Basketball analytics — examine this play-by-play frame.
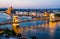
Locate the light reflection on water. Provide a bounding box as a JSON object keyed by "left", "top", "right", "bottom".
{"left": 0, "top": 17, "right": 60, "bottom": 39}
{"left": 18, "top": 21, "right": 60, "bottom": 39}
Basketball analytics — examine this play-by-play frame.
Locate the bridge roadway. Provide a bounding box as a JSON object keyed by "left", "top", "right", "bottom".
{"left": 0, "top": 17, "right": 49, "bottom": 25}
{"left": 0, "top": 17, "right": 60, "bottom": 25}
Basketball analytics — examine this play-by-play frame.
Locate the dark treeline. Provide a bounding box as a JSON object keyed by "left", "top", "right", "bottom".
{"left": 55, "top": 14, "right": 60, "bottom": 17}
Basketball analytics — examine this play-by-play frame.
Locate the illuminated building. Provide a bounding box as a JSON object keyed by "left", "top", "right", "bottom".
{"left": 31, "top": 12, "right": 37, "bottom": 16}
{"left": 43, "top": 12, "right": 49, "bottom": 17}
{"left": 6, "top": 6, "right": 13, "bottom": 15}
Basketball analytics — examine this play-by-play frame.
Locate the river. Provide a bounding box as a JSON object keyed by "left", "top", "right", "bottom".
{"left": 0, "top": 14, "right": 60, "bottom": 39}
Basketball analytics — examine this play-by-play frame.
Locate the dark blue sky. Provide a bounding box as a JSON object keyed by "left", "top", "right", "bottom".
{"left": 0, "top": 0, "right": 60, "bottom": 9}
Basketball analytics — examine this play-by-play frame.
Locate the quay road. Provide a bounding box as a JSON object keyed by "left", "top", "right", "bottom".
{"left": 11, "top": 13, "right": 42, "bottom": 18}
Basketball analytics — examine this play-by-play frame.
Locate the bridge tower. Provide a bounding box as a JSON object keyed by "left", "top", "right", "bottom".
{"left": 49, "top": 13, "right": 55, "bottom": 21}
{"left": 12, "top": 15, "right": 19, "bottom": 35}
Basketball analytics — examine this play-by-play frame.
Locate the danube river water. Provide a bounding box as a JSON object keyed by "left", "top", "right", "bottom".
{"left": 0, "top": 14, "right": 60, "bottom": 39}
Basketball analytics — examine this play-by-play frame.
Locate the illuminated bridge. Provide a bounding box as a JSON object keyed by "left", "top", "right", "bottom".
{"left": 0, "top": 17, "right": 60, "bottom": 25}
{"left": 0, "top": 17, "right": 49, "bottom": 25}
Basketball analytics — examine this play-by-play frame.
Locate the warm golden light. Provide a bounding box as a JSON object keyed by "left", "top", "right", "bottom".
{"left": 43, "top": 12, "right": 49, "bottom": 17}
{"left": 12, "top": 15, "right": 19, "bottom": 35}
{"left": 49, "top": 22, "right": 56, "bottom": 36}
{"left": 50, "top": 13, "right": 55, "bottom": 21}
{"left": 6, "top": 6, "right": 13, "bottom": 15}
{"left": 0, "top": 30, "right": 4, "bottom": 33}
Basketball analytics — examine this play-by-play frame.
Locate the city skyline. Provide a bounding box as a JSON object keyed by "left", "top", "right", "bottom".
{"left": 0, "top": 0, "right": 60, "bottom": 9}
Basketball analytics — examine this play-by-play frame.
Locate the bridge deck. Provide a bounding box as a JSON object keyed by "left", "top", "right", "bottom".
{"left": 0, "top": 17, "right": 49, "bottom": 25}
{"left": 0, "top": 17, "right": 60, "bottom": 25}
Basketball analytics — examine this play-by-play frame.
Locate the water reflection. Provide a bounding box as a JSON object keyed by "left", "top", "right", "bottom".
{"left": 17, "top": 20, "right": 59, "bottom": 39}
{"left": 0, "top": 19, "right": 60, "bottom": 39}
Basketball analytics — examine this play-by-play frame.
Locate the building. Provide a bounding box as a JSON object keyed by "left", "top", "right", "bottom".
{"left": 31, "top": 12, "right": 37, "bottom": 16}
{"left": 16, "top": 11, "right": 24, "bottom": 15}
{"left": 6, "top": 6, "right": 13, "bottom": 15}
{"left": 43, "top": 12, "right": 49, "bottom": 17}
{"left": 23, "top": 12, "right": 29, "bottom": 15}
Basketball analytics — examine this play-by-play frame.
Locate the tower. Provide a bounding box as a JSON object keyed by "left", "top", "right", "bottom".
{"left": 49, "top": 13, "right": 55, "bottom": 21}
{"left": 12, "top": 15, "right": 19, "bottom": 35}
